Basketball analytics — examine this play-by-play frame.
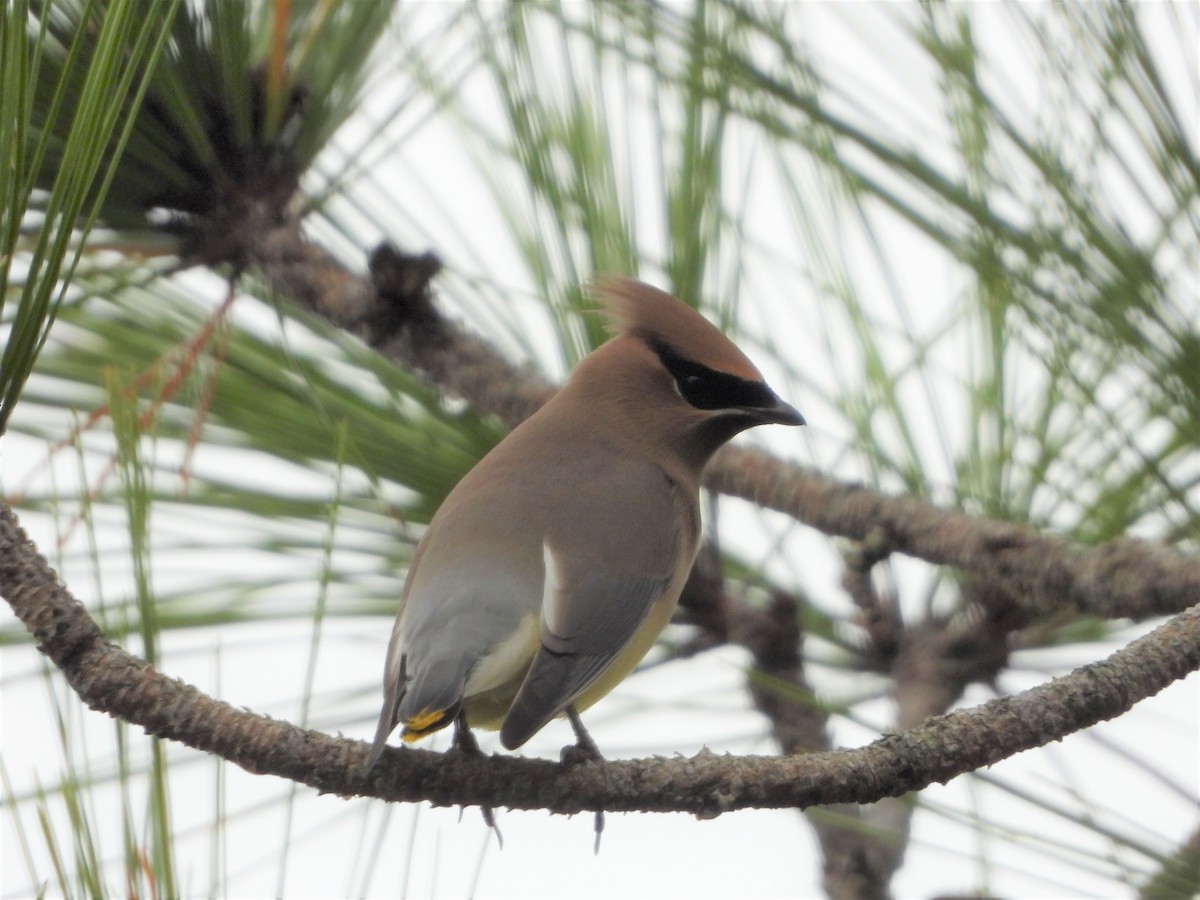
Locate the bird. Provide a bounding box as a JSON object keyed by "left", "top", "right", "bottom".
{"left": 368, "top": 276, "right": 804, "bottom": 768}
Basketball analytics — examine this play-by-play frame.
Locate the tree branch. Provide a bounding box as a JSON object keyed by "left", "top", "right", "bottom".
{"left": 731, "top": 587, "right": 893, "bottom": 900}
{"left": 708, "top": 449, "right": 1197, "bottom": 622}
{"left": 4, "top": 502, "right": 1197, "bottom": 817}
{"left": 245, "top": 235, "right": 1200, "bottom": 625}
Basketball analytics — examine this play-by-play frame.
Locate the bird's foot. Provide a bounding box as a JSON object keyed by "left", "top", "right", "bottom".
{"left": 451, "top": 712, "right": 503, "bottom": 848}
{"left": 561, "top": 707, "right": 605, "bottom": 853}
{"left": 451, "top": 716, "right": 483, "bottom": 756}
{"left": 561, "top": 706, "right": 604, "bottom": 765}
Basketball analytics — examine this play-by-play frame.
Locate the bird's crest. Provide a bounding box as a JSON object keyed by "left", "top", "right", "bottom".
{"left": 592, "top": 276, "right": 764, "bottom": 382}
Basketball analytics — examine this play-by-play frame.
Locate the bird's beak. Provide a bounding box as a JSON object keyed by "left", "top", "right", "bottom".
{"left": 752, "top": 393, "right": 806, "bottom": 427}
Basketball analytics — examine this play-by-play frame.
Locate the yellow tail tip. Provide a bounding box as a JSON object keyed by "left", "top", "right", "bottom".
{"left": 401, "top": 707, "right": 449, "bottom": 741}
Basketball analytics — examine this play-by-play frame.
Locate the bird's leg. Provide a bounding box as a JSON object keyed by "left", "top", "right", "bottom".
{"left": 451, "top": 710, "right": 503, "bottom": 848}
{"left": 451, "top": 709, "right": 482, "bottom": 755}
{"left": 562, "top": 706, "right": 605, "bottom": 853}
{"left": 562, "top": 705, "right": 603, "bottom": 763}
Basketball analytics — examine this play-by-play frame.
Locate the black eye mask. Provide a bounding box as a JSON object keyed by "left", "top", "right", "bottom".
{"left": 651, "top": 340, "right": 776, "bottom": 412}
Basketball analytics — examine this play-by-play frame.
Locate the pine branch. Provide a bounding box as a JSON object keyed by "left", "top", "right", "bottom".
{"left": 3, "top": 502, "right": 1197, "bottom": 816}
{"left": 246, "top": 232, "right": 1200, "bottom": 625}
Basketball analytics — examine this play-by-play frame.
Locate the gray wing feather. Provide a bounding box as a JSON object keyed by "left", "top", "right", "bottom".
{"left": 497, "top": 649, "right": 610, "bottom": 751}
{"left": 499, "top": 456, "right": 685, "bottom": 751}
{"left": 367, "top": 655, "right": 405, "bottom": 770}
{"left": 499, "top": 567, "right": 667, "bottom": 750}
{"left": 541, "top": 565, "right": 668, "bottom": 654}
{"left": 369, "top": 553, "right": 540, "bottom": 768}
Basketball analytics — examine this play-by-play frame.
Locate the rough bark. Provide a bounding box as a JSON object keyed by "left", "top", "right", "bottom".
{"left": 244, "top": 235, "right": 1199, "bottom": 626}
{"left": 4, "top": 502, "right": 1197, "bottom": 817}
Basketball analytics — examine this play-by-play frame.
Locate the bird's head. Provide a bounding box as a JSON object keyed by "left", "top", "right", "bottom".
{"left": 564, "top": 277, "right": 804, "bottom": 471}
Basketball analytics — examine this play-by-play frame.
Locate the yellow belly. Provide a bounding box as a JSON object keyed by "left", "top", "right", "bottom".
{"left": 566, "top": 592, "right": 678, "bottom": 716}
{"left": 462, "top": 613, "right": 540, "bottom": 729}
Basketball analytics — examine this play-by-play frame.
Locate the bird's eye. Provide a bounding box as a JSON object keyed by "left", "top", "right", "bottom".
{"left": 652, "top": 340, "right": 777, "bottom": 412}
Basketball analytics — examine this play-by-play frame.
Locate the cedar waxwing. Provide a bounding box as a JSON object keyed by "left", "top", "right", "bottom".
{"left": 368, "top": 277, "right": 803, "bottom": 767}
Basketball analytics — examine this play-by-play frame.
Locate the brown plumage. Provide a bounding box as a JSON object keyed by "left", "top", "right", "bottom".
{"left": 369, "top": 277, "right": 803, "bottom": 766}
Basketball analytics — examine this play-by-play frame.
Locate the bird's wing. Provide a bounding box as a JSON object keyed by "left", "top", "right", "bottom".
{"left": 367, "top": 646, "right": 407, "bottom": 770}
{"left": 369, "top": 545, "right": 540, "bottom": 766}
{"left": 499, "top": 460, "right": 692, "bottom": 750}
